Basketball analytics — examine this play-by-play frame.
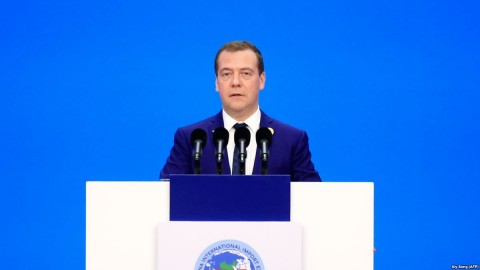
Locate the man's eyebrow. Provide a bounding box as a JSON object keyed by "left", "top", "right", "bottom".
{"left": 219, "top": 67, "right": 255, "bottom": 72}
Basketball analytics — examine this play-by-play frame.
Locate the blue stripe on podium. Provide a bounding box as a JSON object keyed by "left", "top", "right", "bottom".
{"left": 169, "top": 174, "right": 290, "bottom": 221}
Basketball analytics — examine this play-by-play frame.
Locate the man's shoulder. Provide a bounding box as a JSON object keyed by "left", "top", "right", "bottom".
{"left": 261, "top": 111, "right": 305, "bottom": 135}
{"left": 177, "top": 112, "right": 222, "bottom": 132}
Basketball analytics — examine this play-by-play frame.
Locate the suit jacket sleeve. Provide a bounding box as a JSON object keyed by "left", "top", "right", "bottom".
{"left": 291, "top": 130, "right": 321, "bottom": 182}
{"left": 160, "top": 128, "right": 193, "bottom": 179}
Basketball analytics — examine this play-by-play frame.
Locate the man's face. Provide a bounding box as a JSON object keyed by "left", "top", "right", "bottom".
{"left": 215, "top": 49, "right": 266, "bottom": 121}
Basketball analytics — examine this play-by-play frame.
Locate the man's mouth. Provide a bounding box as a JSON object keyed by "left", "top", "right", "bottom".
{"left": 230, "top": 93, "right": 243, "bottom": 97}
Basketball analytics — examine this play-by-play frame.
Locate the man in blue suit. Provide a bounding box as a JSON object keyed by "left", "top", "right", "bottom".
{"left": 160, "top": 41, "right": 321, "bottom": 182}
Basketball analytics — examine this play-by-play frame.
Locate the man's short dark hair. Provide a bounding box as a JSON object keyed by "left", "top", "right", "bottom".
{"left": 214, "top": 41, "right": 264, "bottom": 76}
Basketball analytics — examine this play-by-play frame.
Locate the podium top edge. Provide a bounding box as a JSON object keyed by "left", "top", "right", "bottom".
{"left": 85, "top": 180, "right": 374, "bottom": 184}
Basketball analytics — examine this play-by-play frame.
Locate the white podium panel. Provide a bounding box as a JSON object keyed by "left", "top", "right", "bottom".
{"left": 86, "top": 182, "right": 373, "bottom": 270}
{"left": 157, "top": 222, "right": 302, "bottom": 269}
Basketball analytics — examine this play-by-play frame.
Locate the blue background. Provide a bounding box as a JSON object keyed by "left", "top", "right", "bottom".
{"left": 1, "top": 0, "right": 479, "bottom": 269}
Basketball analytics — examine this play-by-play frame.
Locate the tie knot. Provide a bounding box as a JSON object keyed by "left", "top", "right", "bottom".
{"left": 233, "top": 123, "right": 248, "bottom": 130}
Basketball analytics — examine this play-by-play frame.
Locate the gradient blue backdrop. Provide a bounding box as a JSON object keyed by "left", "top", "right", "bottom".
{"left": 1, "top": 0, "right": 479, "bottom": 269}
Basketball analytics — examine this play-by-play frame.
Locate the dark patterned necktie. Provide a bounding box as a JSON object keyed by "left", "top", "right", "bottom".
{"left": 232, "top": 123, "right": 248, "bottom": 174}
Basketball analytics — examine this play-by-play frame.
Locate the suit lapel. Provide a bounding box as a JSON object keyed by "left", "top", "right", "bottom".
{"left": 253, "top": 111, "right": 274, "bottom": 174}
{"left": 208, "top": 111, "right": 231, "bottom": 174}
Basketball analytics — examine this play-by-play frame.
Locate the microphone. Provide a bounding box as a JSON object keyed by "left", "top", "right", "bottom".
{"left": 234, "top": 126, "right": 251, "bottom": 175}
{"left": 213, "top": 127, "right": 229, "bottom": 174}
{"left": 190, "top": 128, "right": 207, "bottom": 160}
{"left": 256, "top": 127, "right": 273, "bottom": 162}
{"left": 190, "top": 128, "right": 207, "bottom": 174}
{"left": 256, "top": 127, "right": 273, "bottom": 175}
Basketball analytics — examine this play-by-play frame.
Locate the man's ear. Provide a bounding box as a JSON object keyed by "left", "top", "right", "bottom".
{"left": 215, "top": 79, "right": 219, "bottom": 92}
{"left": 259, "top": 72, "right": 266, "bottom": 90}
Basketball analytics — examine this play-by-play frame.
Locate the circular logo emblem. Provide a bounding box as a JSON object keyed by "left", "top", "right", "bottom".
{"left": 194, "top": 239, "right": 265, "bottom": 270}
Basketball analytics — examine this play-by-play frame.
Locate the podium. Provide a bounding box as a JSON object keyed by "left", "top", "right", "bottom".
{"left": 86, "top": 179, "right": 373, "bottom": 270}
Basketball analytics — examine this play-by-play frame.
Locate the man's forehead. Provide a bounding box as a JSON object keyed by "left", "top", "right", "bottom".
{"left": 217, "top": 49, "right": 258, "bottom": 68}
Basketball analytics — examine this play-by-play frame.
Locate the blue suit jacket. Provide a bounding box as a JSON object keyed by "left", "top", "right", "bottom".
{"left": 160, "top": 111, "right": 321, "bottom": 181}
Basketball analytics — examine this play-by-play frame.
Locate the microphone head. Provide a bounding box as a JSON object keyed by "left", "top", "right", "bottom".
{"left": 190, "top": 128, "right": 207, "bottom": 148}
{"left": 256, "top": 127, "right": 273, "bottom": 147}
{"left": 213, "top": 127, "right": 229, "bottom": 145}
{"left": 234, "top": 127, "right": 251, "bottom": 147}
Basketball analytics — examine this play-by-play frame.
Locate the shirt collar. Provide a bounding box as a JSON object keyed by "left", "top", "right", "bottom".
{"left": 223, "top": 107, "right": 261, "bottom": 131}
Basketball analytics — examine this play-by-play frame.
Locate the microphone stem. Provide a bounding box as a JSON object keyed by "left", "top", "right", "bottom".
{"left": 194, "top": 160, "right": 201, "bottom": 174}
{"left": 262, "top": 161, "right": 268, "bottom": 175}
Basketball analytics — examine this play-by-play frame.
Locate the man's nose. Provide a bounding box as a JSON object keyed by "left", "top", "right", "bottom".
{"left": 231, "top": 73, "right": 241, "bottom": 87}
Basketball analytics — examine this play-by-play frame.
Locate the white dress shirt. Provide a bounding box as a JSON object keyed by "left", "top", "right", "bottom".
{"left": 222, "top": 107, "right": 261, "bottom": 175}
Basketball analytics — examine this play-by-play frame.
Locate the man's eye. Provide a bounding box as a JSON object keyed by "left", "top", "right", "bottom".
{"left": 241, "top": 71, "right": 253, "bottom": 79}
{"left": 222, "top": 72, "right": 231, "bottom": 77}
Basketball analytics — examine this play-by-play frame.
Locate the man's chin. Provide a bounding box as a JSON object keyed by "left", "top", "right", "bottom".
{"left": 224, "top": 105, "right": 258, "bottom": 120}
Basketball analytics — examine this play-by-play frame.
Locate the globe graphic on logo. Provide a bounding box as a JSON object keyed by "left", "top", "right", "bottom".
{"left": 195, "top": 240, "right": 264, "bottom": 270}
{"left": 204, "top": 249, "right": 254, "bottom": 270}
